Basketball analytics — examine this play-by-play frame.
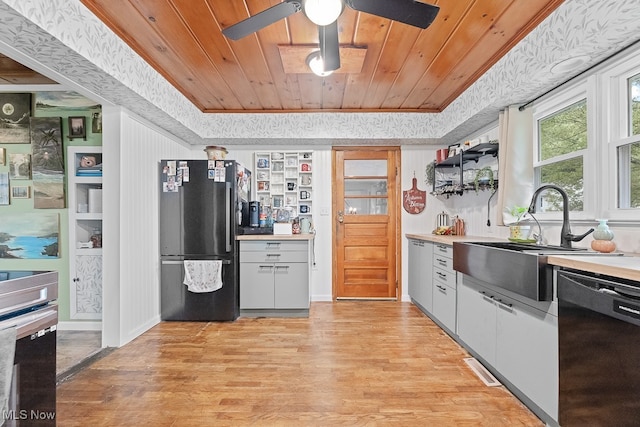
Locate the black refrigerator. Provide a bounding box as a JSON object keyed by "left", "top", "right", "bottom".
{"left": 159, "top": 159, "right": 251, "bottom": 321}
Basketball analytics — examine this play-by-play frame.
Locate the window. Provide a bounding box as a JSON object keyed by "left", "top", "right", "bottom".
{"left": 534, "top": 95, "right": 588, "bottom": 213}
{"left": 616, "top": 73, "right": 640, "bottom": 209}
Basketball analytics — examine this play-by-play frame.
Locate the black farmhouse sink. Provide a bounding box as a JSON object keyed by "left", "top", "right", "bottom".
{"left": 453, "top": 241, "right": 586, "bottom": 301}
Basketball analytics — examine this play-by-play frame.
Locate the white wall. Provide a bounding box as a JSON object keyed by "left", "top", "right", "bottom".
{"left": 103, "top": 106, "right": 192, "bottom": 347}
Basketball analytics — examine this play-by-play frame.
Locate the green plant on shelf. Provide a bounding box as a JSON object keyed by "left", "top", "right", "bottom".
{"left": 473, "top": 166, "right": 495, "bottom": 194}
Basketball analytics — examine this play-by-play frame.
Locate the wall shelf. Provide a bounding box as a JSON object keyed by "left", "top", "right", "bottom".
{"left": 432, "top": 143, "right": 498, "bottom": 197}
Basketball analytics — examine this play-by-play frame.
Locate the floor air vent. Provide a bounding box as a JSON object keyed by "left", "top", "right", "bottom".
{"left": 464, "top": 357, "right": 501, "bottom": 387}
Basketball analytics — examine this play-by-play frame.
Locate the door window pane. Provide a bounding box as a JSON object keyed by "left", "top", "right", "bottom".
{"left": 345, "top": 179, "right": 387, "bottom": 196}
{"left": 344, "top": 198, "right": 387, "bottom": 215}
{"left": 537, "top": 157, "right": 584, "bottom": 211}
{"left": 344, "top": 160, "right": 386, "bottom": 176}
{"left": 538, "top": 99, "right": 587, "bottom": 161}
{"left": 618, "top": 141, "right": 640, "bottom": 208}
{"left": 629, "top": 73, "right": 640, "bottom": 136}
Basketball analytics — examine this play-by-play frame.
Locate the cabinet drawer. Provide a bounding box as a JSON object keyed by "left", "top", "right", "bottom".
{"left": 433, "top": 253, "right": 453, "bottom": 271}
{"left": 240, "top": 240, "right": 308, "bottom": 253}
{"left": 240, "top": 251, "right": 308, "bottom": 263}
{"left": 432, "top": 282, "right": 457, "bottom": 332}
{"left": 433, "top": 243, "right": 453, "bottom": 258}
{"left": 433, "top": 266, "right": 456, "bottom": 288}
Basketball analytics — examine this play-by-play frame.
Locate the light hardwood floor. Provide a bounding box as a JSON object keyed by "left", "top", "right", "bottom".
{"left": 56, "top": 302, "right": 544, "bottom": 426}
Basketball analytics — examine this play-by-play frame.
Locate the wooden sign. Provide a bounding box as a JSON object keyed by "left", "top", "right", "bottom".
{"left": 403, "top": 177, "right": 426, "bottom": 214}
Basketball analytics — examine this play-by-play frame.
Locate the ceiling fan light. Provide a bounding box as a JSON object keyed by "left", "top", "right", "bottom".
{"left": 304, "top": 0, "right": 342, "bottom": 26}
{"left": 307, "top": 51, "right": 334, "bottom": 77}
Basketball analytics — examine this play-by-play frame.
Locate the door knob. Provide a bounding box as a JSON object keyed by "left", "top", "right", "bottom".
{"left": 337, "top": 210, "right": 344, "bottom": 223}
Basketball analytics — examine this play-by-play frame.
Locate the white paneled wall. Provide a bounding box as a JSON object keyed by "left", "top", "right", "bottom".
{"left": 103, "top": 106, "right": 192, "bottom": 347}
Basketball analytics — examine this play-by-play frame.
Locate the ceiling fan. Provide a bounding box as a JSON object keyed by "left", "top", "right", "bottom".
{"left": 222, "top": 0, "right": 440, "bottom": 74}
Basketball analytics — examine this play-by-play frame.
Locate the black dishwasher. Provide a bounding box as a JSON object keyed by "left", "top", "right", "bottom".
{"left": 557, "top": 268, "right": 640, "bottom": 427}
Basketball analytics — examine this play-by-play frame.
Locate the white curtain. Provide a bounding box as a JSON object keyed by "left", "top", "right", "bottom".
{"left": 496, "top": 105, "right": 534, "bottom": 225}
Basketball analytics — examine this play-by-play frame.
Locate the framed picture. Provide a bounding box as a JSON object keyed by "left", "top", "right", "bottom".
{"left": 91, "top": 112, "right": 102, "bottom": 133}
{"left": 68, "top": 116, "right": 86, "bottom": 140}
{"left": 9, "top": 153, "right": 31, "bottom": 180}
{"left": 0, "top": 93, "right": 31, "bottom": 144}
{"left": 447, "top": 143, "right": 461, "bottom": 157}
{"left": 0, "top": 173, "right": 8, "bottom": 205}
{"left": 0, "top": 148, "right": 4, "bottom": 166}
{"left": 11, "top": 186, "right": 30, "bottom": 199}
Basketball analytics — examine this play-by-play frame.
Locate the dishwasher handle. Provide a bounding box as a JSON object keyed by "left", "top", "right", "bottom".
{"left": 558, "top": 270, "right": 640, "bottom": 327}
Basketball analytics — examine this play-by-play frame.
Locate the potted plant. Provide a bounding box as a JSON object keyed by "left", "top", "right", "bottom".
{"left": 507, "top": 206, "right": 532, "bottom": 241}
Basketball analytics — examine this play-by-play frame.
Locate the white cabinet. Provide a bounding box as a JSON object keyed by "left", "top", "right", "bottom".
{"left": 457, "top": 278, "right": 497, "bottom": 364}
{"left": 240, "top": 239, "right": 310, "bottom": 315}
{"left": 67, "top": 146, "right": 102, "bottom": 320}
{"left": 431, "top": 243, "right": 457, "bottom": 333}
{"left": 496, "top": 294, "right": 558, "bottom": 419}
{"left": 407, "top": 239, "right": 433, "bottom": 312}
{"left": 254, "top": 151, "right": 313, "bottom": 220}
{"left": 457, "top": 276, "right": 558, "bottom": 419}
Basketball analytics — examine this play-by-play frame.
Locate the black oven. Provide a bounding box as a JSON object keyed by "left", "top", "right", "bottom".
{"left": 0, "top": 271, "right": 58, "bottom": 427}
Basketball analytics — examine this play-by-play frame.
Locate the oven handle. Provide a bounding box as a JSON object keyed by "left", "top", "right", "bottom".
{"left": 0, "top": 305, "right": 58, "bottom": 340}
{"left": 0, "top": 287, "right": 50, "bottom": 318}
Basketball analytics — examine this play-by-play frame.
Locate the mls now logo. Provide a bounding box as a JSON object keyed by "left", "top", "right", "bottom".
{"left": 3, "top": 409, "right": 56, "bottom": 421}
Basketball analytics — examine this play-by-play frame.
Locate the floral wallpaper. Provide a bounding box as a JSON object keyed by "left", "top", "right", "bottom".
{"left": 1, "top": 0, "right": 640, "bottom": 145}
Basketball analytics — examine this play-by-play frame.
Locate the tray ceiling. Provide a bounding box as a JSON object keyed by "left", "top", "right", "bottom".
{"left": 77, "top": 0, "right": 565, "bottom": 114}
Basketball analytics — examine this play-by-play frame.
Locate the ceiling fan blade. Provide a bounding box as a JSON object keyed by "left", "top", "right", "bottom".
{"left": 222, "top": 0, "right": 302, "bottom": 40}
{"left": 344, "top": 0, "right": 439, "bottom": 29}
{"left": 319, "top": 21, "right": 340, "bottom": 72}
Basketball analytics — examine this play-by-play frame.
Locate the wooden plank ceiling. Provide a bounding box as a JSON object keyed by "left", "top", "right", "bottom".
{"left": 3, "top": 1, "right": 565, "bottom": 113}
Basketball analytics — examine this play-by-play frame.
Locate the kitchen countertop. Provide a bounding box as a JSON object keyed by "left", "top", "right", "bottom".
{"left": 406, "top": 233, "right": 640, "bottom": 282}
{"left": 405, "top": 233, "right": 503, "bottom": 245}
{"left": 548, "top": 254, "right": 640, "bottom": 282}
{"left": 237, "top": 234, "right": 315, "bottom": 241}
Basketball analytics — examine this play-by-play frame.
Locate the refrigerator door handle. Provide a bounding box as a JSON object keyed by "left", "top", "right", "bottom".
{"left": 162, "top": 259, "right": 232, "bottom": 265}
{"left": 226, "top": 182, "right": 232, "bottom": 253}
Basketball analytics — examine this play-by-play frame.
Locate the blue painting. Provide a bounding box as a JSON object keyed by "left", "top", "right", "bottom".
{"left": 0, "top": 213, "right": 59, "bottom": 258}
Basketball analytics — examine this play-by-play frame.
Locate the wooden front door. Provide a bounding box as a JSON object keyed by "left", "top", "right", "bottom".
{"left": 332, "top": 147, "right": 400, "bottom": 299}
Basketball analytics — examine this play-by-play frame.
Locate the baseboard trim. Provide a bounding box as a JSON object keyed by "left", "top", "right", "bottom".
{"left": 57, "top": 321, "right": 102, "bottom": 331}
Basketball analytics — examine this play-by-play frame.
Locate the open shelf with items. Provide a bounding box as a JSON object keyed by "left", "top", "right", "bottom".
{"left": 254, "top": 151, "right": 313, "bottom": 220}
{"left": 67, "top": 146, "right": 103, "bottom": 321}
{"left": 432, "top": 142, "right": 498, "bottom": 197}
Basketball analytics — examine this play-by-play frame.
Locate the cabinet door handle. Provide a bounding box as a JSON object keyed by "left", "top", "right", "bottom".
{"left": 259, "top": 265, "right": 274, "bottom": 270}
{"left": 480, "top": 291, "right": 495, "bottom": 303}
{"left": 436, "top": 284, "right": 447, "bottom": 292}
{"left": 274, "top": 265, "right": 289, "bottom": 270}
{"left": 266, "top": 253, "right": 281, "bottom": 257}
{"left": 266, "top": 242, "right": 281, "bottom": 248}
{"left": 436, "top": 271, "right": 447, "bottom": 280}
{"left": 436, "top": 258, "right": 447, "bottom": 266}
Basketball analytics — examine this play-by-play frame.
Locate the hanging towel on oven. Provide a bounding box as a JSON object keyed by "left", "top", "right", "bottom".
{"left": 0, "top": 327, "right": 16, "bottom": 420}
{"left": 183, "top": 260, "right": 223, "bottom": 293}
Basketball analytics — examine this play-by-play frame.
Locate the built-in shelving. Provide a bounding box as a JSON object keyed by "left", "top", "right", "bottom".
{"left": 254, "top": 151, "right": 313, "bottom": 220}
{"left": 67, "top": 146, "right": 103, "bottom": 321}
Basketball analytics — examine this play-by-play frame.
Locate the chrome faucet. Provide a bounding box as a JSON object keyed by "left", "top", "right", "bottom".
{"left": 527, "top": 184, "right": 594, "bottom": 248}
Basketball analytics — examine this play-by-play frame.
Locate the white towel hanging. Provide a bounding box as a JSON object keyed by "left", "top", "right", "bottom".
{"left": 183, "top": 260, "right": 223, "bottom": 293}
